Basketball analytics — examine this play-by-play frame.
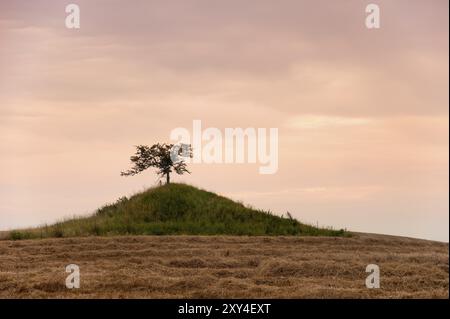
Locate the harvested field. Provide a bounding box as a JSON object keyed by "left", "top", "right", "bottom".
{"left": 0, "top": 233, "right": 448, "bottom": 298}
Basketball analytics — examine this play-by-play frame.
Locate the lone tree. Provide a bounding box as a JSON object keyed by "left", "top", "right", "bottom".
{"left": 121, "top": 143, "right": 193, "bottom": 184}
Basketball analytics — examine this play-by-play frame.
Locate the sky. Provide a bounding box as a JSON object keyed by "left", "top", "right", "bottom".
{"left": 0, "top": 0, "right": 448, "bottom": 241}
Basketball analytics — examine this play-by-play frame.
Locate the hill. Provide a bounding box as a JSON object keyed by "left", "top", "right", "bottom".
{"left": 5, "top": 183, "right": 346, "bottom": 240}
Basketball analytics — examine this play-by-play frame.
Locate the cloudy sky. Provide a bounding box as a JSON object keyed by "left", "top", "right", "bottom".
{"left": 0, "top": 0, "right": 448, "bottom": 241}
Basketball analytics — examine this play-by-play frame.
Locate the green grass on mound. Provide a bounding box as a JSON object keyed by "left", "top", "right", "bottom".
{"left": 6, "top": 183, "right": 347, "bottom": 239}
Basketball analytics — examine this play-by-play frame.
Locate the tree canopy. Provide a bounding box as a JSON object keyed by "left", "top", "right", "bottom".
{"left": 121, "top": 143, "right": 193, "bottom": 184}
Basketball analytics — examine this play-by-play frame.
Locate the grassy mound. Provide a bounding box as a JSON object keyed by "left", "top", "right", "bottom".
{"left": 6, "top": 183, "right": 347, "bottom": 239}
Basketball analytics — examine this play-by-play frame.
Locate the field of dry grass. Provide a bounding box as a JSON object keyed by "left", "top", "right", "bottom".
{"left": 0, "top": 233, "right": 448, "bottom": 298}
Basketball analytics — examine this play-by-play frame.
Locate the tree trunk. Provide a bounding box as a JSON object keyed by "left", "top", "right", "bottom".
{"left": 166, "top": 172, "right": 170, "bottom": 184}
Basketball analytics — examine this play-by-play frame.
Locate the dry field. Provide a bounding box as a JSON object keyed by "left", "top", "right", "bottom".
{"left": 0, "top": 233, "right": 448, "bottom": 298}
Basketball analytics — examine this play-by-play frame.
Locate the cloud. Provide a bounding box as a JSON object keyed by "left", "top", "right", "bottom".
{"left": 0, "top": 0, "right": 448, "bottom": 241}
{"left": 285, "top": 115, "right": 372, "bottom": 129}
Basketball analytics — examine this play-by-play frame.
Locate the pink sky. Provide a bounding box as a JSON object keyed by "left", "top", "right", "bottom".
{"left": 0, "top": 0, "right": 448, "bottom": 241}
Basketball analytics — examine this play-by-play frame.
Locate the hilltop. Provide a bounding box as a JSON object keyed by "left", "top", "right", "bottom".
{"left": 4, "top": 183, "right": 346, "bottom": 240}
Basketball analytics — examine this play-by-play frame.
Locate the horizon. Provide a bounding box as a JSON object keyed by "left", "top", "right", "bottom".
{"left": 0, "top": 0, "right": 448, "bottom": 242}
{"left": 1, "top": 182, "right": 448, "bottom": 243}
